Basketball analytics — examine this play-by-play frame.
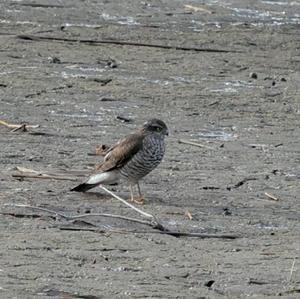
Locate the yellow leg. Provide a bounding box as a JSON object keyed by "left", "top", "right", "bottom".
{"left": 129, "top": 183, "right": 144, "bottom": 204}
{"left": 129, "top": 184, "right": 134, "bottom": 202}
{"left": 134, "top": 182, "right": 144, "bottom": 205}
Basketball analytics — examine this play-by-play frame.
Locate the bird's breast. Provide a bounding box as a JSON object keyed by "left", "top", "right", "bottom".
{"left": 120, "top": 135, "right": 165, "bottom": 182}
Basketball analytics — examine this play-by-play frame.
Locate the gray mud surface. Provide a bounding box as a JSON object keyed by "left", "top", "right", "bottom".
{"left": 0, "top": 0, "right": 300, "bottom": 298}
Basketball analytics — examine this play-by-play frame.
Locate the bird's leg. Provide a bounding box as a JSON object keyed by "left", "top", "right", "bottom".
{"left": 134, "top": 182, "right": 145, "bottom": 205}
{"left": 129, "top": 183, "right": 144, "bottom": 204}
{"left": 129, "top": 184, "right": 135, "bottom": 202}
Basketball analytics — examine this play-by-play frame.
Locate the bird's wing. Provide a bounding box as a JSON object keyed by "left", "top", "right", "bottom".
{"left": 96, "top": 132, "right": 144, "bottom": 172}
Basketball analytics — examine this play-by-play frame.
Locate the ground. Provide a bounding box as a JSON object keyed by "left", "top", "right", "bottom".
{"left": 0, "top": 0, "right": 299, "bottom": 298}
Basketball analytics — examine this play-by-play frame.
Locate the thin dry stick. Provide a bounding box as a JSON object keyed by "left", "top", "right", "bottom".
{"left": 264, "top": 192, "right": 279, "bottom": 201}
{"left": 15, "top": 166, "right": 87, "bottom": 177}
{"left": 178, "top": 139, "right": 214, "bottom": 150}
{"left": 289, "top": 258, "right": 296, "bottom": 282}
{"left": 17, "top": 34, "right": 240, "bottom": 53}
{"left": 16, "top": 166, "right": 40, "bottom": 174}
{"left": 12, "top": 173, "right": 78, "bottom": 181}
{"left": 184, "top": 4, "right": 213, "bottom": 14}
{"left": 11, "top": 168, "right": 161, "bottom": 227}
{"left": 10, "top": 168, "right": 238, "bottom": 237}
{"left": 0, "top": 120, "right": 39, "bottom": 129}
{"left": 4, "top": 203, "right": 69, "bottom": 218}
{"left": 99, "top": 185, "right": 155, "bottom": 220}
{"left": 3, "top": 204, "right": 239, "bottom": 238}
{"left": 11, "top": 124, "right": 27, "bottom": 132}
{"left": 57, "top": 225, "right": 238, "bottom": 238}
{"left": 3, "top": 203, "right": 153, "bottom": 227}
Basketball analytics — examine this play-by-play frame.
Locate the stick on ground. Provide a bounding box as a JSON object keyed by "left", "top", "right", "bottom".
{"left": 2, "top": 203, "right": 239, "bottom": 239}
{"left": 178, "top": 139, "right": 214, "bottom": 150}
{"left": 10, "top": 167, "right": 239, "bottom": 238}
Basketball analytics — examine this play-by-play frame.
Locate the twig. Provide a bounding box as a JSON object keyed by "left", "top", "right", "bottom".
{"left": 99, "top": 185, "right": 156, "bottom": 220}
{"left": 184, "top": 4, "right": 213, "bottom": 14}
{"left": 178, "top": 139, "right": 214, "bottom": 150}
{"left": 228, "top": 177, "right": 257, "bottom": 190}
{"left": 58, "top": 225, "right": 238, "bottom": 238}
{"left": 2, "top": 203, "right": 154, "bottom": 227}
{"left": 289, "top": 258, "right": 296, "bottom": 282}
{"left": 15, "top": 166, "right": 87, "bottom": 177}
{"left": 3, "top": 203, "right": 70, "bottom": 219}
{"left": 11, "top": 124, "right": 27, "bottom": 132}
{"left": 248, "top": 278, "right": 268, "bottom": 285}
{"left": 9, "top": 168, "right": 239, "bottom": 238}
{"left": 12, "top": 173, "right": 78, "bottom": 181}
{"left": 264, "top": 192, "right": 279, "bottom": 201}
{"left": 2, "top": 204, "right": 239, "bottom": 239}
{"left": 16, "top": 166, "right": 40, "bottom": 174}
{"left": 0, "top": 120, "right": 39, "bottom": 129}
{"left": 11, "top": 167, "right": 164, "bottom": 229}
{"left": 17, "top": 34, "right": 241, "bottom": 53}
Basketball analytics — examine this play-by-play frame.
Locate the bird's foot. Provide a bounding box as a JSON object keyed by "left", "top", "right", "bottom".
{"left": 130, "top": 197, "right": 145, "bottom": 205}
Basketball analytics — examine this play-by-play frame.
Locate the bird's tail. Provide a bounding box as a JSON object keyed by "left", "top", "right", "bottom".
{"left": 71, "top": 182, "right": 99, "bottom": 192}
{"left": 70, "top": 171, "right": 118, "bottom": 192}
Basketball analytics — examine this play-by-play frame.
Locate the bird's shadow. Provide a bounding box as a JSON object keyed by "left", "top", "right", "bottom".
{"left": 76, "top": 191, "right": 110, "bottom": 201}
{"left": 74, "top": 190, "right": 164, "bottom": 204}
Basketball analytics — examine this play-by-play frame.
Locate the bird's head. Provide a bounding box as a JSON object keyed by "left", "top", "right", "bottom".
{"left": 142, "top": 119, "right": 169, "bottom": 136}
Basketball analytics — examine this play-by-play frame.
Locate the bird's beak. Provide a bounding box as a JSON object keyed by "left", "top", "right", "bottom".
{"left": 165, "top": 129, "right": 169, "bottom": 136}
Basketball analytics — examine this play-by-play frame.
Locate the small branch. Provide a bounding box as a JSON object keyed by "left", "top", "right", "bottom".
{"left": 3, "top": 204, "right": 70, "bottom": 219}
{"left": 12, "top": 173, "right": 78, "bottom": 181}
{"left": 289, "top": 258, "right": 296, "bottom": 282}
{"left": 15, "top": 166, "right": 87, "bottom": 177}
{"left": 17, "top": 34, "right": 241, "bottom": 53}
{"left": 3, "top": 204, "right": 239, "bottom": 239}
{"left": 58, "top": 225, "right": 238, "bottom": 238}
{"left": 0, "top": 120, "right": 39, "bottom": 129}
{"left": 11, "top": 124, "right": 27, "bottom": 132}
{"left": 66, "top": 212, "right": 152, "bottom": 227}
{"left": 8, "top": 167, "right": 239, "bottom": 238}
{"left": 99, "top": 185, "right": 157, "bottom": 221}
{"left": 2, "top": 203, "right": 155, "bottom": 227}
{"left": 227, "top": 177, "right": 257, "bottom": 190}
{"left": 248, "top": 278, "right": 268, "bottom": 285}
{"left": 178, "top": 139, "right": 214, "bottom": 150}
{"left": 264, "top": 192, "right": 279, "bottom": 201}
{"left": 11, "top": 167, "right": 165, "bottom": 229}
{"left": 184, "top": 4, "right": 213, "bottom": 14}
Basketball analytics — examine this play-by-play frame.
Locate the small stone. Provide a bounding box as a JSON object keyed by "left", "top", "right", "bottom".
{"left": 223, "top": 207, "right": 232, "bottom": 216}
{"left": 250, "top": 72, "right": 258, "bottom": 79}
{"left": 204, "top": 280, "right": 215, "bottom": 287}
{"left": 48, "top": 56, "right": 61, "bottom": 64}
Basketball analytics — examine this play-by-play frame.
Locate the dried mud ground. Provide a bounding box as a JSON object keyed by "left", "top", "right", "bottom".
{"left": 0, "top": 0, "right": 300, "bottom": 298}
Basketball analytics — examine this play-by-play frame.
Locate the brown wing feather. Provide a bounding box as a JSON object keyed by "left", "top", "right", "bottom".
{"left": 96, "top": 132, "right": 144, "bottom": 172}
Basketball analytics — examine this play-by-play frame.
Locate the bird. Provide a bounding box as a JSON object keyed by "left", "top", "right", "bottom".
{"left": 71, "top": 118, "right": 169, "bottom": 203}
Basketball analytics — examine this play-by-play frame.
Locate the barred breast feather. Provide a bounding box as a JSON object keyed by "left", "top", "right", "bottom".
{"left": 120, "top": 134, "right": 165, "bottom": 183}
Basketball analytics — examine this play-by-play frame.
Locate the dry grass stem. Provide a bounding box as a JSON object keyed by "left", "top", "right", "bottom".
{"left": 289, "top": 258, "right": 296, "bottom": 282}
{"left": 12, "top": 173, "right": 78, "bottom": 181}
{"left": 184, "top": 4, "right": 213, "bottom": 14}
{"left": 264, "top": 192, "right": 279, "bottom": 201}
{"left": 178, "top": 139, "right": 214, "bottom": 150}
{"left": 0, "top": 120, "right": 39, "bottom": 129}
{"left": 2, "top": 203, "right": 153, "bottom": 227}
{"left": 99, "top": 185, "right": 155, "bottom": 220}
